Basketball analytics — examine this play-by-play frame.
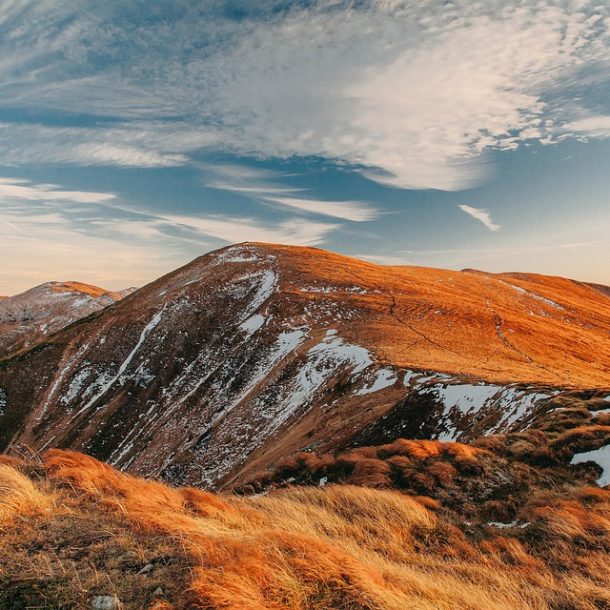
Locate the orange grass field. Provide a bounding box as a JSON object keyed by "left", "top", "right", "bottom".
{"left": 1, "top": 446, "right": 609, "bottom": 610}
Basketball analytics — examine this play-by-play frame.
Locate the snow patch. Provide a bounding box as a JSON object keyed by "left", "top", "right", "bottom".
{"left": 239, "top": 314, "right": 266, "bottom": 337}
{"left": 356, "top": 368, "right": 397, "bottom": 395}
{"left": 493, "top": 390, "right": 549, "bottom": 431}
{"left": 224, "top": 254, "right": 261, "bottom": 263}
{"left": 571, "top": 444, "right": 610, "bottom": 486}
{"left": 417, "top": 381, "right": 551, "bottom": 442}
{"left": 487, "top": 521, "right": 530, "bottom": 529}
{"left": 301, "top": 285, "right": 367, "bottom": 294}
{"left": 403, "top": 370, "right": 418, "bottom": 386}
{"left": 74, "top": 307, "right": 165, "bottom": 415}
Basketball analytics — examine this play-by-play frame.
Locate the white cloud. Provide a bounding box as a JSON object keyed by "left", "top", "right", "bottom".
{"left": 262, "top": 196, "right": 378, "bottom": 222}
{"left": 458, "top": 205, "right": 501, "bottom": 232}
{"left": 563, "top": 115, "right": 610, "bottom": 138}
{"left": 162, "top": 213, "right": 337, "bottom": 246}
{"left": 0, "top": 2, "right": 608, "bottom": 188}
{"left": 0, "top": 177, "right": 115, "bottom": 203}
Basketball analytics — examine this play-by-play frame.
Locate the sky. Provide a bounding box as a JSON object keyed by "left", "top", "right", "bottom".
{"left": 1, "top": 0, "right": 609, "bottom": 294}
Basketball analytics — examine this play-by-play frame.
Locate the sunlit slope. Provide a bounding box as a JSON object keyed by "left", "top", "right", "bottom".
{"left": 0, "top": 448, "right": 609, "bottom": 610}
{"left": 269, "top": 243, "right": 610, "bottom": 386}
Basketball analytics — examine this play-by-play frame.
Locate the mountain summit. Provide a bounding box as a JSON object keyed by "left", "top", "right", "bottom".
{"left": 0, "top": 243, "right": 608, "bottom": 488}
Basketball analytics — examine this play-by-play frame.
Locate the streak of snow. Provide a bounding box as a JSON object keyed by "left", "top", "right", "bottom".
{"left": 74, "top": 306, "right": 165, "bottom": 415}
{"left": 61, "top": 367, "right": 92, "bottom": 405}
{"left": 242, "top": 269, "right": 277, "bottom": 314}
{"left": 210, "top": 329, "right": 306, "bottom": 427}
{"left": 571, "top": 444, "right": 610, "bottom": 486}
{"left": 501, "top": 280, "right": 564, "bottom": 310}
{"left": 356, "top": 368, "right": 397, "bottom": 395}
{"left": 239, "top": 314, "right": 266, "bottom": 337}
{"left": 38, "top": 342, "right": 91, "bottom": 420}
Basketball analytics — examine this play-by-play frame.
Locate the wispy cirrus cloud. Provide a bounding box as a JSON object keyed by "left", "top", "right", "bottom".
{"left": 0, "top": 122, "right": 215, "bottom": 168}
{"left": 0, "top": 173, "right": 340, "bottom": 292}
{"left": 204, "top": 162, "right": 379, "bottom": 222}
{"left": 457, "top": 205, "right": 501, "bottom": 232}
{"left": 0, "top": 177, "right": 115, "bottom": 203}
{"left": 0, "top": 1, "right": 608, "bottom": 189}
{"left": 262, "top": 196, "right": 377, "bottom": 222}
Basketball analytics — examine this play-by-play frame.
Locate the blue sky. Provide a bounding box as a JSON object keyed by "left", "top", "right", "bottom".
{"left": 1, "top": 0, "right": 609, "bottom": 293}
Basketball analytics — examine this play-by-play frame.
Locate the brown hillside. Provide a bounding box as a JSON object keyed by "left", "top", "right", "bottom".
{"left": 0, "top": 446, "right": 608, "bottom": 610}
{"left": 0, "top": 243, "right": 607, "bottom": 490}
{"left": 264, "top": 243, "right": 609, "bottom": 386}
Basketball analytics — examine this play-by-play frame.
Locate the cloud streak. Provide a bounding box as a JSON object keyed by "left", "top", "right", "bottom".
{"left": 262, "top": 196, "right": 377, "bottom": 222}
{"left": 458, "top": 205, "right": 501, "bottom": 232}
{"left": 204, "top": 162, "right": 379, "bottom": 222}
{"left": 0, "top": 177, "right": 115, "bottom": 203}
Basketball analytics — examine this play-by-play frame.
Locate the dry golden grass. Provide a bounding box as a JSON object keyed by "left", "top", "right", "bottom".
{"left": 0, "top": 463, "right": 53, "bottom": 524}
{"left": 1, "top": 448, "right": 609, "bottom": 610}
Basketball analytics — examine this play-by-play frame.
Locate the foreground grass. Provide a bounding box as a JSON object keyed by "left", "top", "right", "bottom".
{"left": 0, "top": 445, "right": 609, "bottom": 610}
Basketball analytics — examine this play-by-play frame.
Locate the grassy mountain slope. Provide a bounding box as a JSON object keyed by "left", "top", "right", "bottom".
{"left": 1, "top": 416, "right": 608, "bottom": 610}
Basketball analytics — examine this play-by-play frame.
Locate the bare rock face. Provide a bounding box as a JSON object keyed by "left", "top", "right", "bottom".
{"left": 91, "top": 595, "right": 120, "bottom": 610}
{"left": 0, "top": 243, "right": 608, "bottom": 489}
{"left": 0, "top": 281, "right": 135, "bottom": 359}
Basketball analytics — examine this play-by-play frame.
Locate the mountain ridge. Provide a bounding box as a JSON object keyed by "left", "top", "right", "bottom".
{"left": 0, "top": 242, "right": 608, "bottom": 489}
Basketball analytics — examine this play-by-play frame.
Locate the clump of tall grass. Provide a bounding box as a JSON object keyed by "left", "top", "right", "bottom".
{"left": 1, "top": 443, "right": 609, "bottom": 609}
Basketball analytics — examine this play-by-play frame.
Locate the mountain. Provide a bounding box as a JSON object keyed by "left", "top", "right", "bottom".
{"left": 0, "top": 243, "right": 608, "bottom": 489}
{"left": 0, "top": 281, "right": 135, "bottom": 359}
